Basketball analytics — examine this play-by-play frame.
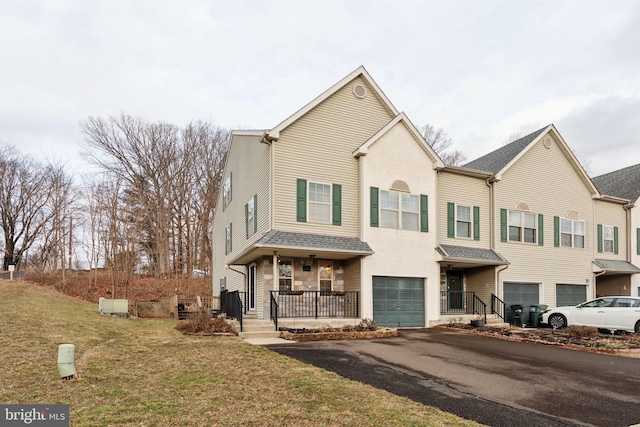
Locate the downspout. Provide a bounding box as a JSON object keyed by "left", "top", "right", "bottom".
{"left": 624, "top": 203, "right": 634, "bottom": 263}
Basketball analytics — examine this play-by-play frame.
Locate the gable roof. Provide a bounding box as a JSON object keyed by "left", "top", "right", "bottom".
{"left": 352, "top": 112, "right": 445, "bottom": 168}
{"left": 463, "top": 126, "right": 548, "bottom": 174}
{"left": 592, "top": 163, "right": 640, "bottom": 202}
{"left": 263, "top": 66, "right": 399, "bottom": 141}
{"left": 462, "top": 124, "right": 599, "bottom": 195}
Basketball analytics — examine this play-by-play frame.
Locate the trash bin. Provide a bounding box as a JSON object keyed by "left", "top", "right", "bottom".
{"left": 528, "top": 304, "right": 548, "bottom": 328}
{"left": 510, "top": 304, "right": 524, "bottom": 327}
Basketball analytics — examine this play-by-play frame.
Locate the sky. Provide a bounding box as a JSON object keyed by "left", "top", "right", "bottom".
{"left": 2, "top": 0, "right": 640, "bottom": 177}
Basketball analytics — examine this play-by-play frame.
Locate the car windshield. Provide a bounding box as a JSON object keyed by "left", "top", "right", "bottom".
{"left": 579, "top": 298, "right": 613, "bottom": 308}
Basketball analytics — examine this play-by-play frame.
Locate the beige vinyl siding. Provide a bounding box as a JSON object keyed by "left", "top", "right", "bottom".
{"left": 212, "top": 133, "right": 271, "bottom": 295}
{"left": 464, "top": 266, "right": 495, "bottom": 309}
{"left": 595, "top": 199, "right": 628, "bottom": 260}
{"left": 343, "top": 257, "right": 361, "bottom": 292}
{"left": 437, "top": 171, "right": 491, "bottom": 247}
{"left": 494, "top": 134, "right": 595, "bottom": 303}
{"left": 273, "top": 76, "right": 395, "bottom": 237}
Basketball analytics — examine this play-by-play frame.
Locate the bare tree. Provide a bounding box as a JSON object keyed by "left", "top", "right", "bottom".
{"left": 0, "top": 145, "right": 56, "bottom": 271}
{"left": 420, "top": 124, "right": 466, "bottom": 166}
{"left": 80, "top": 115, "right": 230, "bottom": 279}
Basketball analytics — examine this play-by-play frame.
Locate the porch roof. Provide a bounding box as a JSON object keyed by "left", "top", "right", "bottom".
{"left": 436, "top": 244, "right": 509, "bottom": 269}
{"left": 229, "top": 230, "right": 374, "bottom": 264}
{"left": 593, "top": 259, "right": 640, "bottom": 275}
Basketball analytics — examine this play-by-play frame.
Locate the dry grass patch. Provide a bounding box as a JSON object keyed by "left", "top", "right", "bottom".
{"left": 0, "top": 281, "right": 482, "bottom": 426}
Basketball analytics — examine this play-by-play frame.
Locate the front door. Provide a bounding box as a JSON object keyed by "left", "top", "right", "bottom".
{"left": 447, "top": 271, "right": 463, "bottom": 310}
{"left": 248, "top": 264, "right": 256, "bottom": 311}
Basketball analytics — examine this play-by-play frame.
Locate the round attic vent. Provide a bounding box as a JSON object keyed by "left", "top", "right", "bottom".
{"left": 543, "top": 137, "right": 553, "bottom": 149}
{"left": 353, "top": 84, "right": 367, "bottom": 99}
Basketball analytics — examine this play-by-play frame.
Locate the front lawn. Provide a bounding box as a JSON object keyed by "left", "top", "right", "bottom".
{"left": 0, "top": 281, "right": 481, "bottom": 426}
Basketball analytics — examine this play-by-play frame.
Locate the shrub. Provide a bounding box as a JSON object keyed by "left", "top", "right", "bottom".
{"left": 355, "top": 318, "right": 377, "bottom": 331}
{"left": 565, "top": 325, "right": 599, "bottom": 338}
{"left": 175, "top": 313, "right": 237, "bottom": 335}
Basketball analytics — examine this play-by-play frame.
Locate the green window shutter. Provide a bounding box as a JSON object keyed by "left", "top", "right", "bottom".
{"left": 554, "top": 216, "right": 560, "bottom": 247}
{"left": 332, "top": 184, "right": 342, "bottom": 226}
{"left": 229, "top": 223, "right": 232, "bottom": 252}
{"left": 597, "top": 224, "right": 603, "bottom": 253}
{"left": 538, "top": 214, "right": 544, "bottom": 246}
{"left": 500, "top": 209, "right": 507, "bottom": 242}
{"left": 637, "top": 228, "right": 640, "bottom": 256}
{"left": 614, "top": 226, "right": 619, "bottom": 254}
{"left": 245, "top": 203, "right": 249, "bottom": 238}
{"left": 370, "top": 187, "right": 379, "bottom": 227}
{"left": 420, "top": 195, "right": 428, "bottom": 232}
{"left": 253, "top": 195, "right": 258, "bottom": 232}
{"left": 296, "top": 179, "right": 307, "bottom": 222}
{"left": 473, "top": 206, "right": 480, "bottom": 241}
{"left": 447, "top": 203, "right": 455, "bottom": 238}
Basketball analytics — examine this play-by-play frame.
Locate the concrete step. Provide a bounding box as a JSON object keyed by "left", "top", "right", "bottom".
{"left": 238, "top": 330, "right": 282, "bottom": 339}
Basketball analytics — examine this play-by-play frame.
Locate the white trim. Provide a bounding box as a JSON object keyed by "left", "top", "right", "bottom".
{"left": 266, "top": 66, "right": 399, "bottom": 141}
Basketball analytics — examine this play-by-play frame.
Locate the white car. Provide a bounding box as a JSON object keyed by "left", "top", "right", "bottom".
{"left": 540, "top": 296, "right": 640, "bottom": 333}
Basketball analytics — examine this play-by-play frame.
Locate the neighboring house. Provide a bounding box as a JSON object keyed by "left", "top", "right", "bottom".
{"left": 456, "top": 125, "right": 638, "bottom": 320}
{"left": 592, "top": 164, "right": 640, "bottom": 297}
{"left": 212, "top": 67, "right": 444, "bottom": 328}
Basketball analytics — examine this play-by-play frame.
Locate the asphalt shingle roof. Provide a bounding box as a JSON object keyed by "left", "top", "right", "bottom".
{"left": 256, "top": 230, "right": 373, "bottom": 253}
{"left": 594, "top": 259, "right": 640, "bottom": 273}
{"left": 437, "top": 244, "right": 507, "bottom": 263}
{"left": 463, "top": 126, "right": 548, "bottom": 174}
{"left": 591, "top": 163, "right": 640, "bottom": 202}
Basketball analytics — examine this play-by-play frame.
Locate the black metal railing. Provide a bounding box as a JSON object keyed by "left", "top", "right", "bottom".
{"left": 441, "top": 291, "right": 486, "bottom": 321}
{"left": 269, "top": 290, "right": 359, "bottom": 320}
{"left": 270, "top": 293, "right": 279, "bottom": 331}
{"left": 491, "top": 294, "right": 505, "bottom": 320}
{"left": 220, "top": 290, "right": 244, "bottom": 332}
{"left": 473, "top": 294, "right": 487, "bottom": 323}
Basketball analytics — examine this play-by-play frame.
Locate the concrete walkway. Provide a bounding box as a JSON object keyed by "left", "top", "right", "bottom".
{"left": 243, "top": 337, "right": 293, "bottom": 345}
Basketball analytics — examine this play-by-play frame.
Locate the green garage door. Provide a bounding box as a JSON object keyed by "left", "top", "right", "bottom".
{"left": 504, "top": 282, "right": 540, "bottom": 324}
{"left": 556, "top": 284, "right": 587, "bottom": 307}
{"left": 373, "top": 276, "right": 424, "bottom": 327}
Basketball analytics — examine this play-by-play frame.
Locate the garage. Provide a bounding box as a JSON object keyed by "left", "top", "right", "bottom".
{"left": 372, "top": 276, "right": 424, "bottom": 327}
{"left": 556, "top": 284, "right": 587, "bottom": 307}
{"left": 503, "top": 282, "right": 540, "bottom": 324}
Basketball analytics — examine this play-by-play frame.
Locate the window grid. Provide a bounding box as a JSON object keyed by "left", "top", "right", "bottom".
{"left": 308, "top": 182, "right": 331, "bottom": 223}
{"left": 562, "top": 218, "right": 585, "bottom": 248}
{"left": 456, "top": 205, "right": 471, "bottom": 238}
{"left": 509, "top": 211, "right": 536, "bottom": 243}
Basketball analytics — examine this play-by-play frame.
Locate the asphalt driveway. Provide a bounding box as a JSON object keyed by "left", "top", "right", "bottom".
{"left": 267, "top": 328, "right": 640, "bottom": 427}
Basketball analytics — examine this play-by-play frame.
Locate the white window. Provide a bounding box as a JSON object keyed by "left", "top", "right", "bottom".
{"left": 308, "top": 182, "right": 331, "bottom": 223}
{"left": 246, "top": 196, "right": 256, "bottom": 237}
{"left": 225, "top": 224, "right": 232, "bottom": 254}
{"left": 603, "top": 225, "right": 614, "bottom": 253}
{"left": 561, "top": 218, "right": 585, "bottom": 248}
{"left": 456, "top": 205, "right": 471, "bottom": 238}
{"left": 380, "top": 190, "right": 419, "bottom": 230}
{"left": 509, "top": 211, "right": 536, "bottom": 243}
{"left": 223, "top": 175, "right": 232, "bottom": 209}
{"left": 318, "top": 261, "right": 333, "bottom": 295}
{"left": 278, "top": 259, "right": 292, "bottom": 292}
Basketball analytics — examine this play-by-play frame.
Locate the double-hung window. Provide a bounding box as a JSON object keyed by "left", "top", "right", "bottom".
{"left": 509, "top": 211, "right": 536, "bottom": 243}
{"left": 319, "top": 261, "right": 332, "bottom": 295}
{"left": 225, "top": 224, "right": 232, "bottom": 254}
{"left": 556, "top": 217, "right": 585, "bottom": 249}
{"left": 223, "top": 174, "right": 232, "bottom": 210}
{"left": 603, "top": 225, "right": 614, "bottom": 253}
{"left": 456, "top": 205, "right": 471, "bottom": 238}
{"left": 380, "top": 190, "right": 419, "bottom": 230}
{"left": 278, "top": 259, "right": 292, "bottom": 292}
{"left": 308, "top": 182, "right": 331, "bottom": 223}
{"left": 245, "top": 195, "right": 257, "bottom": 238}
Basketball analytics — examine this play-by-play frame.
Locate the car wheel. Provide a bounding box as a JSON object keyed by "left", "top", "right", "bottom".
{"left": 548, "top": 314, "right": 567, "bottom": 329}
{"left": 635, "top": 320, "right": 640, "bottom": 334}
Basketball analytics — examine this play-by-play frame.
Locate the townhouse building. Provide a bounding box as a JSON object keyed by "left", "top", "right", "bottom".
{"left": 212, "top": 66, "right": 640, "bottom": 328}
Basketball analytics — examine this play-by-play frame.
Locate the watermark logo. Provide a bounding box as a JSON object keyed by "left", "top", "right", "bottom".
{"left": 1, "top": 405, "right": 69, "bottom": 426}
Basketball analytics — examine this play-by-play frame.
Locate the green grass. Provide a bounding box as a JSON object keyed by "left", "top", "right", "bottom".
{"left": 0, "top": 281, "right": 482, "bottom": 426}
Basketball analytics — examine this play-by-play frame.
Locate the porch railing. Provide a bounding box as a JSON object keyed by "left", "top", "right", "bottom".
{"left": 220, "top": 290, "right": 244, "bottom": 332}
{"left": 269, "top": 290, "right": 359, "bottom": 320}
{"left": 491, "top": 294, "right": 505, "bottom": 321}
{"left": 440, "top": 291, "right": 487, "bottom": 322}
